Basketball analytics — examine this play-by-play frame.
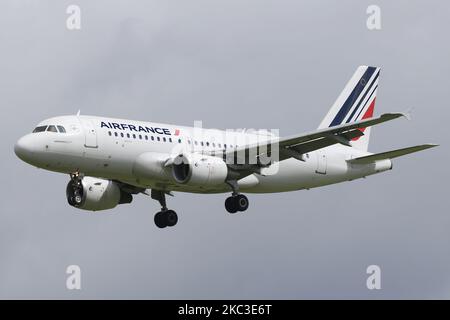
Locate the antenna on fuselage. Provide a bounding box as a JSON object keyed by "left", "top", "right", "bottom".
{"left": 76, "top": 110, "right": 81, "bottom": 116}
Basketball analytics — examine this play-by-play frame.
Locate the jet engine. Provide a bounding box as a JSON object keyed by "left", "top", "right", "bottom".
{"left": 66, "top": 176, "right": 132, "bottom": 211}
{"left": 172, "top": 153, "right": 228, "bottom": 186}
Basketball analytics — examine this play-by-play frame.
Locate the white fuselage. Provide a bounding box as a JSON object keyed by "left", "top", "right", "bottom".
{"left": 14, "top": 115, "right": 392, "bottom": 194}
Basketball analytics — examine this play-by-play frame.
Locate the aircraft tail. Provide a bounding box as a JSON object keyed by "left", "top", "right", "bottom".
{"left": 318, "top": 66, "right": 381, "bottom": 152}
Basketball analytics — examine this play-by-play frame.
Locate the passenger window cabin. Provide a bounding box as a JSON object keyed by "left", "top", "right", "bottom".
{"left": 104, "top": 128, "right": 243, "bottom": 153}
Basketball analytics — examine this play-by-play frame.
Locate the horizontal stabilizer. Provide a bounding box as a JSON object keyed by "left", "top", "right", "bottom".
{"left": 347, "top": 144, "right": 438, "bottom": 164}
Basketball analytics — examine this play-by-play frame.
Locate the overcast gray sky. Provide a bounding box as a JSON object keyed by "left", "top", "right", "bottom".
{"left": 0, "top": 0, "right": 449, "bottom": 299}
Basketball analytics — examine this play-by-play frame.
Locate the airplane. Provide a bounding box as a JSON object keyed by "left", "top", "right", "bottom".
{"left": 14, "top": 66, "right": 437, "bottom": 228}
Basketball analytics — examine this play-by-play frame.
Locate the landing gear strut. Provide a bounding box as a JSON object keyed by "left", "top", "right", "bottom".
{"left": 151, "top": 189, "right": 178, "bottom": 228}
{"left": 225, "top": 181, "right": 249, "bottom": 214}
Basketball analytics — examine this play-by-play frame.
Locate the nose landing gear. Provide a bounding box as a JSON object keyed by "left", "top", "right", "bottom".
{"left": 67, "top": 172, "right": 84, "bottom": 207}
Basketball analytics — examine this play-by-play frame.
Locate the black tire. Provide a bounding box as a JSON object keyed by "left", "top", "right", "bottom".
{"left": 225, "top": 197, "right": 238, "bottom": 214}
{"left": 68, "top": 196, "right": 76, "bottom": 206}
{"left": 166, "top": 210, "right": 178, "bottom": 227}
{"left": 236, "top": 194, "right": 249, "bottom": 212}
{"left": 154, "top": 212, "right": 167, "bottom": 228}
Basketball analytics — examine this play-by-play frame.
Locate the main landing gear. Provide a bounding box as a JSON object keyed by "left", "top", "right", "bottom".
{"left": 225, "top": 194, "right": 249, "bottom": 213}
{"left": 224, "top": 181, "right": 249, "bottom": 214}
{"left": 151, "top": 190, "right": 178, "bottom": 229}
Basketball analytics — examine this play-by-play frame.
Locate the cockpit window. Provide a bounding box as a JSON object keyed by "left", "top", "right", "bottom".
{"left": 32, "top": 126, "right": 47, "bottom": 133}
{"left": 47, "top": 125, "right": 58, "bottom": 133}
{"left": 57, "top": 126, "right": 66, "bottom": 133}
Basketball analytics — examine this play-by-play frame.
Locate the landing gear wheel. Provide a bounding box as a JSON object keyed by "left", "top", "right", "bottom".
{"left": 68, "top": 196, "right": 76, "bottom": 206}
{"left": 154, "top": 212, "right": 167, "bottom": 229}
{"left": 225, "top": 197, "right": 238, "bottom": 214}
{"left": 225, "top": 194, "right": 249, "bottom": 213}
{"left": 154, "top": 210, "right": 178, "bottom": 228}
{"left": 74, "top": 195, "right": 83, "bottom": 205}
{"left": 66, "top": 173, "right": 84, "bottom": 207}
{"left": 166, "top": 210, "right": 178, "bottom": 227}
{"left": 236, "top": 194, "right": 249, "bottom": 212}
{"left": 151, "top": 190, "right": 179, "bottom": 228}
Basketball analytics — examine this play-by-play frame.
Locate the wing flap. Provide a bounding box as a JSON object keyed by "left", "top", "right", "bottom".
{"left": 347, "top": 144, "right": 438, "bottom": 164}
{"left": 280, "top": 129, "right": 364, "bottom": 161}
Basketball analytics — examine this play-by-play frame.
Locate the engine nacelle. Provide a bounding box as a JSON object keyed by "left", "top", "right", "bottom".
{"left": 172, "top": 153, "right": 228, "bottom": 186}
{"left": 66, "top": 177, "right": 132, "bottom": 211}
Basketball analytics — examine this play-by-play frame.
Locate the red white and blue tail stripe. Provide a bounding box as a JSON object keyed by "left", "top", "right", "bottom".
{"left": 318, "top": 66, "right": 381, "bottom": 151}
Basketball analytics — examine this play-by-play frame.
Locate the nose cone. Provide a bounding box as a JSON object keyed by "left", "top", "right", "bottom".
{"left": 14, "top": 135, "right": 35, "bottom": 163}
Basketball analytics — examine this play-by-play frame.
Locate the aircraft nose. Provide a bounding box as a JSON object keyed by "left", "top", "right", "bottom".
{"left": 14, "top": 135, "right": 34, "bottom": 162}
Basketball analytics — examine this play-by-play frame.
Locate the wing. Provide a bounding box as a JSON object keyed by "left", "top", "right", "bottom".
{"left": 226, "top": 112, "right": 406, "bottom": 165}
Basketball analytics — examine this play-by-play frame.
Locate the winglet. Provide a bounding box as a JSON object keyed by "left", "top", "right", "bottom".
{"left": 381, "top": 111, "right": 412, "bottom": 121}
{"left": 402, "top": 107, "right": 414, "bottom": 121}
{"left": 379, "top": 112, "right": 407, "bottom": 121}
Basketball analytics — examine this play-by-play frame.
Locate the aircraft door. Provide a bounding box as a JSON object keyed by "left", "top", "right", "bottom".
{"left": 82, "top": 119, "right": 98, "bottom": 148}
{"left": 316, "top": 151, "right": 327, "bottom": 174}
